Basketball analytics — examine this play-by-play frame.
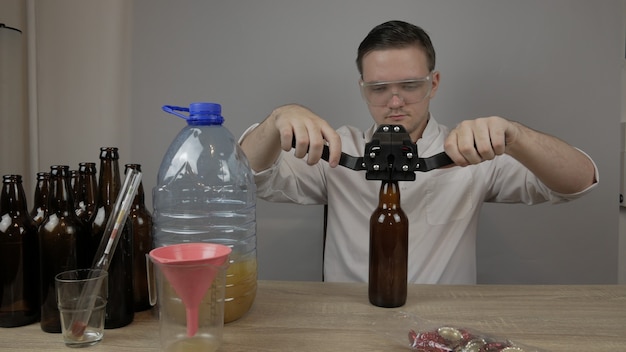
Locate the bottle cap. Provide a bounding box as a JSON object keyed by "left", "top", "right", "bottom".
{"left": 162, "top": 102, "right": 224, "bottom": 126}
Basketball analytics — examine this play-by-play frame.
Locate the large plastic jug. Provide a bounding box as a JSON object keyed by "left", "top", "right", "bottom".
{"left": 153, "top": 102, "right": 257, "bottom": 323}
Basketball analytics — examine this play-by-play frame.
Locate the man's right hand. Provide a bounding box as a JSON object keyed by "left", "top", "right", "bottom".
{"left": 240, "top": 104, "right": 342, "bottom": 172}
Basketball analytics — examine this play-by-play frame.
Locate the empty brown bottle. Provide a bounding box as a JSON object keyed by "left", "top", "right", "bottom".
{"left": 39, "top": 166, "right": 84, "bottom": 333}
{"left": 124, "top": 164, "right": 153, "bottom": 312}
{"left": 89, "top": 147, "right": 134, "bottom": 328}
{"left": 368, "top": 180, "right": 408, "bottom": 308}
{"left": 74, "top": 162, "right": 98, "bottom": 269}
{"left": 0, "top": 175, "right": 40, "bottom": 327}
{"left": 30, "top": 172, "right": 50, "bottom": 227}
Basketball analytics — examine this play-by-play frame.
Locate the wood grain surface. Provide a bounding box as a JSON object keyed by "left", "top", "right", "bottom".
{"left": 1, "top": 281, "right": 624, "bottom": 351}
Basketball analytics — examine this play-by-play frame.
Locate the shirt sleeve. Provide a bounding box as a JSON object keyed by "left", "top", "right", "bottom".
{"left": 547, "top": 147, "right": 599, "bottom": 200}
{"left": 482, "top": 148, "right": 599, "bottom": 204}
{"left": 238, "top": 123, "right": 328, "bottom": 205}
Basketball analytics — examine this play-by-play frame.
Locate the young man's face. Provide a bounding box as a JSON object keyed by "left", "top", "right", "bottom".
{"left": 360, "top": 46, "right": 440, "bottom": 142}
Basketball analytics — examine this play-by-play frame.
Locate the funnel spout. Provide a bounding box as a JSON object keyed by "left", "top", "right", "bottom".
{"left": 186, "top": 307, "right": 199, "bottom": 337}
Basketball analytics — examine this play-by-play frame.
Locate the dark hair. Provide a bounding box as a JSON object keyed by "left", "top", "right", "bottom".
{"left": 356, "top": 20, "right": 436, "bottom": 76}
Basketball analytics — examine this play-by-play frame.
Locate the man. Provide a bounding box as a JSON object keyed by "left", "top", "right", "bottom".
{"left": 239, "top": 20, "right": 597, "bottom": 284}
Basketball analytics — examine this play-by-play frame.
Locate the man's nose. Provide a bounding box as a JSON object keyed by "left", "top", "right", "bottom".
{"left": 388, "top": 92, "right": 405, "bottom": 107}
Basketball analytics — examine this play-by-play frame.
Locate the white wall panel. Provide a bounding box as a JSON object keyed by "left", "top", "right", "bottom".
{"left": 131, "top": 0, "right": 622, "bottom": 283}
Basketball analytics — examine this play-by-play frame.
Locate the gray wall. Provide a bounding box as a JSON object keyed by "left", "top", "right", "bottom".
{"left": 131, "top": 0, "right": 623, "bottom": 283}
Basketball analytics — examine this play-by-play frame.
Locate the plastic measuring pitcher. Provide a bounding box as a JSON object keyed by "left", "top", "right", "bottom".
{"left": 147, "top": 243, "right": 231, "bottom": 350}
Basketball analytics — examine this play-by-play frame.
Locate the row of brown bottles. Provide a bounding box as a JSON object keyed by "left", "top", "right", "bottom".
{"left": 0, "top": 149, "right": 153, "bottom": 332}
{"left": 0, "top": 175, "right": 40, "bottom": 327}
{"left": 41, "top": 161, "right": 153, "bottom": 312}
{"left": 39, "top": 165, "right": 85, "bottom": 332}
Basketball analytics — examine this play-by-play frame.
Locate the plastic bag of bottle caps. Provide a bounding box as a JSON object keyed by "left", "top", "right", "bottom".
{"left": 407, "top": 325, "right": 538, "bottom": 351}
{"left": 373, "top": 312, "right": 544, "bottom": 352}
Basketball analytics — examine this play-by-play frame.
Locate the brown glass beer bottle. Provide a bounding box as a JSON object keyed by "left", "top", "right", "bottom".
{"left": 89, "top": 147, "right": 134, "bottom": 328}
{"left": 0, "top": 175, "right": 40, "bottom": 327}
{"left": 124, "top": 163, "right": 153, "bottom": 312}
{"left": 368, "top": 180, "right": 408, "bottom": 308}
{"left": 38, "top": 166, "right": 83, "bottom": 333}
{"left": 73, "top": 162, "right": 98, "bottom": 269}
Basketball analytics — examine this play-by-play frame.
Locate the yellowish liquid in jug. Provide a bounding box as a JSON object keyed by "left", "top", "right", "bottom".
{"left": 224, "top": 258, "right": 257, "bottom": 323}
{"left": 159, "top": 258, "right": 257, "bottom": 325}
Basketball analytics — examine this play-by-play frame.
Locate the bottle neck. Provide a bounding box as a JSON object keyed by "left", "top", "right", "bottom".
{"left": 377, "top": 180, "right": 401, "bottom": 209}
{"left": 98, "top": 158, "right": 121, "bottom": 207}
{"left": 34, "top": 180, "right": 49, "bottom": 203}
{"left": 48, "top": 167, "right": 74, "bottom": 213}
{"left": 132, "top": 183, "right": 145, "bottom": 208}
{"left": 1, "top": 178, "right": 29, "bottom": 215}
{"left": 124, "top": 164, "right": 145, "bottom": 208}
{"left": 31, "top": 172, "right": 49, "bottom": 207}
{"left": 80, "top": 172, "right": 97, "bottom": 199}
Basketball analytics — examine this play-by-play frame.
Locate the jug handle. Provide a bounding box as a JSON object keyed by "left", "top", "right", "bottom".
{"left": 162, "top": 105, "right": 189, "bottom": 120}
{"left": 146, "top": 254, "right": 157, "bottom": 306}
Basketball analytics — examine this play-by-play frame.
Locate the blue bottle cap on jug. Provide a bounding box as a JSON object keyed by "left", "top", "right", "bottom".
{"left": 162, "top": 102, "right": 224, "bottom": 125}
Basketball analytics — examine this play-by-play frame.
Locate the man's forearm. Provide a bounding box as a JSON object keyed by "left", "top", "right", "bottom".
{"left": 240, "top": 113, "right": 282, "bottom": 172}
{"left": 506, "top": 123, "right": 596, "bottom": 194}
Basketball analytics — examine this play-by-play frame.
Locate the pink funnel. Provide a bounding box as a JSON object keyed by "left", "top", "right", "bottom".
{"left": 148, "top": 243, "right": 231, "bottom": 337}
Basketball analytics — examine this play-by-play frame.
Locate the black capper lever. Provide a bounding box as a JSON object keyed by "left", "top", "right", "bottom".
{"left": 292, "top": 125, "right": 454, "bottom": 181}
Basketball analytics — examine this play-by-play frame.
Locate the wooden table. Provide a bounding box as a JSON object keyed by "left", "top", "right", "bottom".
{"left": 1, "top": 281, "right": 625, "bottom": 351}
